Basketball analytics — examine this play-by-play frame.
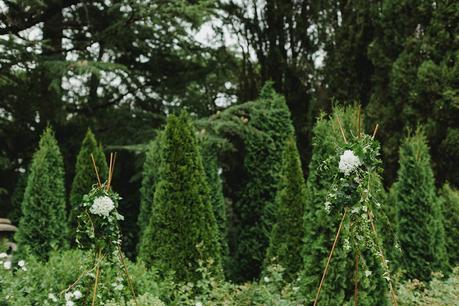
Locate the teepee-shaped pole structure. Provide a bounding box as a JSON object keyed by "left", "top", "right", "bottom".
{"left": 313, "top": 111, "right": 397, "bottom": 306}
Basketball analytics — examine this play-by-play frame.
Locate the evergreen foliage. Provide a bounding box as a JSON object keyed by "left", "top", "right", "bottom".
{"left": 137, "top": 138, "right": 162, "bottom": 244}
{"left": 302, "top": 106, "right": 388, "bottom": 305}
{"left": 393, "top": 129, "right": 448, "bottom": 280}
{"left": 15, "top": 127, "right": 68, "bottom": 260}
{"left": 439, "top": 183, "right": 459, "bottom": 266}
{"left": 200, "top": 138, "right": 230, "bottom": 276}
{"left": 264, "top": 136, "right": 306, "bottom": 282}
{"left": 139, "top": 112, "right": 222, "bottom": 282}
{"left": 69, "top": 129, "right": 107, "bottom": 243}
{"left": 221, "top": 83, "right": 295, "bottom": 281}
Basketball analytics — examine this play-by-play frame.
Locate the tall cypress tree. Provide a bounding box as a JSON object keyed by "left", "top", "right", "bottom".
{"left": 264, "top": 136, "right": 306, "bottom": 282}
{"left": 230, "top": 83, "right": 295, "bottom": 281}
{"left": 439, "top": 183, "right": 459, "bottom": 266}
{"left": 393, "top": 129, "right": 448, "bottom": 280}
{"left": 69, "top": 129, "right": 107, "bottom": 241}
{"left": 16, "top": 127, "right": 68, "bottom": 260}
{"left": 200, "top": 138, "right": 230, "bottom": 276}
{"left": 139, "top": 112, "right": 222, "bottom": 282}
{"left": 137, "top": 137, "right": 162, "bottom": 246}
{"left": 302, "top": 106, "right": 388, "bottom": 305}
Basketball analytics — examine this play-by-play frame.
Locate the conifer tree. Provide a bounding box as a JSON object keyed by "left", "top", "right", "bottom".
{"left": 16, "top": 127, "right": 68, "bottom": 260}
{"left": 69, "top": 129, "right": 107, "bottom": 241}
{"left": 200, "top": 139, "right": 230, "bottom": 275}
{"left": 139, "top": 112, "right": 222, "bottom": 282}
{"left": 264, "top": 136, "right": 306, "bottom": 281}
{"left": 137, "top": 137, "right": 162, "bottom": 244}
{"left": 393, "top": 130, "right": 448, "bottom": 280}
{"left": 231, "top": 83, "right": 295, "bottom": 281}
{"left": 302, "top": 106, "right": 388, "bottom": 305}
{"left": 439, "top": 183, "right": 459, "bottom": 266}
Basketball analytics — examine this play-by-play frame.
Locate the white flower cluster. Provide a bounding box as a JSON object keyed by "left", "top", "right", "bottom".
{"left": 62, "top": 289, "right": 82, "bottom": 306}
{"left": 112, "top": 277, "right": 124, "bottom": 291}
{"left": 339, "top": 150, "right": 362, "bottom": 176}
{"left": 0, "top": 253, "right": 26, "bottom": 271}
{"left": 89, "top": 196, "right": 115, "bottom": 218}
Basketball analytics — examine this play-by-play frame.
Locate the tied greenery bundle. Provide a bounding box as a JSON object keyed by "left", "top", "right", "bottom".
{"left": 322, "top": 133, "right": 383, "bottom": 254}
{"left": 76, "top": 185, "right": 124, "bottom": 257}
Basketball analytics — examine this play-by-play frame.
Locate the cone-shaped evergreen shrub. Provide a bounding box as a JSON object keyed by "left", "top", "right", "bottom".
{"left": 137, "top": 137, "right": 162, "bottom": 245}
{"left": 439, "top": 183, "right": 459, "bottom": 266}
{"left": 139, "top": 112, "right": 222, "bottom": 282}
{"left": 69, "top": 129, "right": 107, "bottom": 242}
{"left": 264, "top": 136, "right": 306, "bottom": 281}
{"left": 231, "top": 83, "right": 295, "bottom": 281}
{"left": 200, "top": 138, "right": 230, "bottom": 275}
{"left": 16, "top": 127, "right": 68, "bottom": 260}
{"left": 393, "top": 129, "right": 448, "bottom": 280}
{"left": 302, "top": 106, "right": 388, "bottom": 305}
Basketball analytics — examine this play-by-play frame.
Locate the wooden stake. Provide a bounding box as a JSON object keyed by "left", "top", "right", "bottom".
{"left": 356, "top": 105, "right": 361, "bottom": 138}
{"left": 336, "top": 116, "right": 348, "bottom": 144}
{"left": 313, "top": 208, "right": 348, "bottom": 306}
{"left": 91, "top": 248, "right": 103, "bottom": 306}
{"left": 106, "top": 153, "right": 113, "bottom": 191}
{"left": 372, "top": 124, "right": 379, "bottom": 139}
{"left": 118, "top": 246, "right": 138, "bottom": 306}
{"left": 367, "top": 210, "right": 398, "bottom": 306}
{"left": 91, "top": 154, "right": 102, "bottom": 188}
{"left": 354, "top": 252, "right": 359, "bottom": 306}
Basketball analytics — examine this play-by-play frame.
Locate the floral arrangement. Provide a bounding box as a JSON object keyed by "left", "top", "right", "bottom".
{"left": 323, "top": 133, "right": 383, "bottom": 253}
{"left": 313, "top": 116, "right": 398, "bottom": 306}
{"left": 76, "top": 185, "right": 124, "bottom": 256}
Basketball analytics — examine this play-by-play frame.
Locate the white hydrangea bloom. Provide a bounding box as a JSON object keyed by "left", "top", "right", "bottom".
{"left": 89, "top": 196, "right": 115, "bottom": 217}
{"left": 66, "top": 301, "right": 75, "bottom": 306}
{"left": 48, "top": 293, "right": 58, "bottom": 302}
{"left": 18, "top": 260, "right": 25, "bottom": 267}
{"left": 73, "top": 290, "right": 82, "bottom": 300}
{"left": 0, "top": 252, "right": 7, "bottom": 259}
{"left": 3, "top": 261, "right": 11, "bottom": 270}
{"left": 339, "top": 150, "right": 361, "bottom": 176}
{"left": 65, "top": 292, "right": 73, "bottom": 301}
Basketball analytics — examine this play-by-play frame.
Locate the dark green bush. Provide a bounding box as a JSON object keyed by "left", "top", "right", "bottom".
{"left": 139, "top": 112, "right": 222, "bottom": 282}
{"left": 15, "top": 127, "right": 68, "bottom": 260}
{"left": 393, "top": 129, "right": 448, "bottom": 280}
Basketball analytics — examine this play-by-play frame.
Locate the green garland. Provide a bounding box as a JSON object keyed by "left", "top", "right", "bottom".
{"left": 323, "top": 134, "right": 383, "bottom": 254}
{"left": 76, "top": 184, "right": 124, "bottom": 257}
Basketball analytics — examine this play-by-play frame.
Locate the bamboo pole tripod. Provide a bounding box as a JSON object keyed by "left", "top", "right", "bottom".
{"left": 89, "top": 153, "right": 139, "bottom": 306}
{"left": 313, "top": 112, "right": 397, "bottom": 306}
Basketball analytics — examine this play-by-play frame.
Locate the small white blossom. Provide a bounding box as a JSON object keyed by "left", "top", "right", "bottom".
{"left": 0, "top": 252, "right": 7, "bottom": 259}
{"left": 90, "top": 196, "right": 115, "bottom": 217}
{"left": 339, "top": 150, "right": 361, "bottom": 176}
{"left": 3, "top": 261, "right": 11, "bottom": 270}
{"left": 364, "top": 270, "right": 372, "bottom": 277}
{"left": 18, "top": 260, "right": 25, "bottom": 267}
{"left": 263, "top": 276, "right": 270, "bottom": 283}
{"left": 343, "top": 238, "right": 351, "bottom": 251}
{"left": 66, "top": 301, "right": 75, "bottom": 306}
{"left": 65, "top": 292, "right": 73, "bottom": 301}
{"left": 324, "top": 201, "right": 331, "bottom": 213}
{"left": 48, "top": 293, "right": 58, "bottom": 302}
{"left": 73, "top": 290, "right": 82, "bottom": 300}
{"left": 195, "top": 302, "right": 203, "bottom": 306}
